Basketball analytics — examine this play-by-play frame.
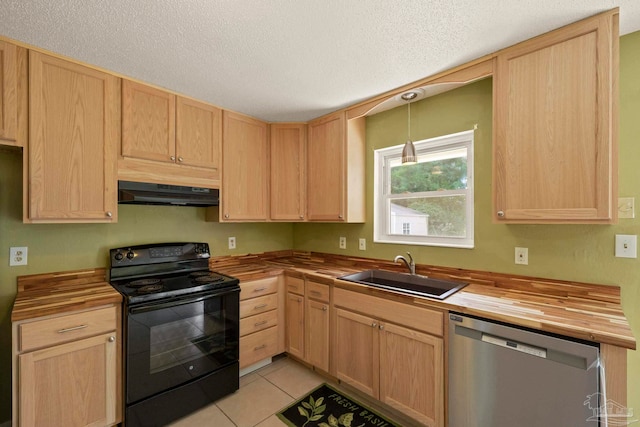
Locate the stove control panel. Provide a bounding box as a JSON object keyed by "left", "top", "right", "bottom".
{"left": 110, "top": 242, "right": 211, "bottom": 267}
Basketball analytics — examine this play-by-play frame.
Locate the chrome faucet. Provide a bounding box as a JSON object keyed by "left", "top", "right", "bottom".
{"left": 394, "top": 252, "right": 416, "bottom": 275}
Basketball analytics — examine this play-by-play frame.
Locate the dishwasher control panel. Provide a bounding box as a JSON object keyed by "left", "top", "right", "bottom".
{"left": 481, "top": 333, "right": 547, "bottom": 358}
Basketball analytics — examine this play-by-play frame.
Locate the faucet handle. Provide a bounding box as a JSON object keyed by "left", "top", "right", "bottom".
{"left": 406, "top": 252, "right": 414, "bottom": 263}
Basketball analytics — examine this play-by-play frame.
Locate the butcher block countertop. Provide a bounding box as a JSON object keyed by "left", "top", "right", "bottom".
{"left": 210, "top": 251, "right": 636, "bottom": 350}
{"left": 12, "top": 268, "right": 121, "bottom": 322}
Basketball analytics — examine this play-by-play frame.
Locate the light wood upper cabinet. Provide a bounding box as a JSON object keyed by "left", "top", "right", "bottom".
{"left": 122, "top": 80, "right": 176, "bottom": 163}
{"left": 493, "top": 9, "right": 618, "bottom": 223}
{"left": 27, "top": 51, "right": 119, "bottom": 222}
{"left": 0, "top": 41, "right": 19, "bottom": 145}
{"left": 176, "top": 97, "right": 222, "bottom": 170}
{"left": 307, "top": 111, "right": 365, "bottom": 222}
{"left": 120, "top": 80, "right": 221, "bottom": 187}
{"left": 221, "top": 111, "right": 269, "bottom": 221}
{"left": 270, "top": 123, "right": 306, "bottom": 221}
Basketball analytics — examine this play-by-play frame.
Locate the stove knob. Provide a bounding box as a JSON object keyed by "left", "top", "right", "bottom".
{"left": 114, "top": 252, "right": 124, "bottom": 261}
{"left": 126, "top": 250, "right": 135, "bottom": 260}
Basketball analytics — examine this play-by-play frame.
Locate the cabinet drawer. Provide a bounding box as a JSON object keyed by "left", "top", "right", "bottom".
{"left": 19, "top": 306, "right": 117, "bottom": 352}
{"left": 306, "top": 280, "right": 330, "bottom": 302}
{"left": 285, "top": 277, "right": 304, "bottom": 295}
{"left": 240, "top": 276, "right": 278, "bottom": 301}
{"left": 240, "top": 309, "right": 278, "bottom": 337}
{"left": 240, "top": 294, "right": 278, "bottom": 319}
{"left": 240, "top": 326, "right": 279, "bottom": 368}
{"left": 334, "top": 287, "right": 443, "bottom": 337}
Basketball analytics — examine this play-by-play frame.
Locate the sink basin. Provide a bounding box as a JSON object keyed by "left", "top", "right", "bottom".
{"left": 338, "top": 269, "right": 467, "bottom": 300}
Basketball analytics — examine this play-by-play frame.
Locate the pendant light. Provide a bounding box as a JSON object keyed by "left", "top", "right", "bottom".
{"left": 401, "top": 91, "right": 418, "bottom": 164}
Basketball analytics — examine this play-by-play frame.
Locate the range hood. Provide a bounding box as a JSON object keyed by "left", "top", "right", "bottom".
{"left": 118, "top": 181, "right": 219, "bottom": 206}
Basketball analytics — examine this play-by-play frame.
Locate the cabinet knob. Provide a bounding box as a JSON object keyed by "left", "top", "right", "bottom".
{"left": 178, "top": 157, "right": 184, "bottom": 162}
{"left": 106, "top": 211, "right": 113, "bottom": 218}
{"left": 371, "top": 322, "right": 377, "bottom": 328}
{"left": 338, "top": 214, "right": 344, "bottom": 219}
{"left": 497, "top": 210, "right": 505, "bottom": 218}
{"left": 108, "top": 336, "right": 115, "bottom": 342}
{"left": 224, "top": 213, "right": 229, "bottom": 219}
{"left": 298, "top": 297, "right": 302, "bottom": 302}
{"left": 379, "top": 324, "right": 384, "bottom": 330}
{"left": 299, "top": 215, "right": 304, "bottom": 219}
{"left": 322, "top": 306, "right": 328, "bottom": 311}
{"left": 170, "top": 156, "right": 176, "bottom": 161}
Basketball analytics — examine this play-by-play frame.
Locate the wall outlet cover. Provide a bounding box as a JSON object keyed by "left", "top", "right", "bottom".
{"left": 359, "top": 238, "right": 366, "bottom": 251}
{"left": 514, "top": 247, "right": 528, "bottom": 265}
{"left": 339, "top": 237, "right": 346, "bottom": 249}
{"left": 228, "top": 237, "right": 236, "bottom": 250}
{"left": 615, "top": 234, "right": 637, "bottom": 258}
{"left": 10, "top": 246, "right": 28, "bottom": 266}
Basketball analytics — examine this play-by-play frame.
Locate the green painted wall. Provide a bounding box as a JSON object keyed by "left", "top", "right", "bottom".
{"left": 294, "top": 31, "right": 640, "bottom": 415}
{"left": 0, "top": 150, "right": 294, "bottom": 422}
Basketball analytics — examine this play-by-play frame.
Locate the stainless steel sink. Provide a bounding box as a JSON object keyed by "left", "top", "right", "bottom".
{"left": 338, "top": 269, "right": 467, "bottom": 300}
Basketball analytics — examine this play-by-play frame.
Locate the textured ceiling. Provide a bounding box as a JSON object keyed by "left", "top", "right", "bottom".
{"left": 1, "top": 1, "right": 638, "bottom": 122}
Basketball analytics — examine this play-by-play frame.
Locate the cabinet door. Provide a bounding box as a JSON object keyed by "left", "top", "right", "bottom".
{"left": 379, "top": 322, "right": 443, "bottom": 427}
{"left": 334, "top": 308, "right": 378, "bottom": 398}
{"left": 221, "top": 111, "right": 269, "bottom": 220}
{"left": 0, "top": 40, "right": 17, "bottom": 143}
{"left": 29, "top": 52, "right": 119, "bottom": 222}
{"left": 493, "top": 11, "right": 617, "bottom": 223}
{"left": 307, "top": 111, "right": 345, "bottom": 221}
{"left": 306, "top": 299, "right": 329, "bottom": 372}
{"left": 270, "top": 123, "right": 306, "bottom": 220}
{"left": 19, "top": 332, "right": 117, "bottom": 427}
{"left": 122, "top": 79, "right": 176, "bottom": 163}
{"left": 285, "top": 292, "right": 305, "bottom": 360}
{"left": 176, "top": 96, "right": 222, "bottom": 171}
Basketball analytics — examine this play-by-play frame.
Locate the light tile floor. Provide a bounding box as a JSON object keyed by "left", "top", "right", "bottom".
{"left": 169, "top": 356, "right": 325, "bottom": 427}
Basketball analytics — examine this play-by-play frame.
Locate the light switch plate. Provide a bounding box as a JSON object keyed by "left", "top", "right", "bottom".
{"left": 618, "top": 197, "right": 635, "bottom": 219}
{"left": 615, "top": 235, "right": 637, "bottom": 258}
{"left": 359, "top": 238, "right": 366, "bottom": 251}
{"left": 515, "top": 247, "right": 528, "bottom": 265}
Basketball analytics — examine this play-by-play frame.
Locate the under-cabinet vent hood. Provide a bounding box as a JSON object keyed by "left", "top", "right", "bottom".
{"left": 118, "top": 181, "right": 219, "bottom": 207}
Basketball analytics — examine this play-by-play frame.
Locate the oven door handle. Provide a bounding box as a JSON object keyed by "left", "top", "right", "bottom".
{"left": 129, "top": 289, "right": 237, "bottom": 314}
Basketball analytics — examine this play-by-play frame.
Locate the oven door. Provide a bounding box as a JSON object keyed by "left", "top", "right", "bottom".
{"left": 125, "top": 287, "right": 239, "bottom": 404}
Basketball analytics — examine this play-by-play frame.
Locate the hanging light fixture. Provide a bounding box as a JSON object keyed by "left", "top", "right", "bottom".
{"left": 400, "top": 91, "right": 418, "bottom": 164}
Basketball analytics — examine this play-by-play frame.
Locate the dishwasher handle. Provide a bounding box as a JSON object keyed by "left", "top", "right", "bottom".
{"left": 481, "top": 332, "right": 547, "bottom": 358}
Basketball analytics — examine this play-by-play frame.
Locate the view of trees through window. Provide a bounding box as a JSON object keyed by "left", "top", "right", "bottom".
{"left": 390, "top": 156, "right": 467, "bottom": 237}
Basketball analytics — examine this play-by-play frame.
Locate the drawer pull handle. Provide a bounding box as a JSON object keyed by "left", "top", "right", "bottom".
{"left": 254, "top": 304, "right": 268, "bottom": 310}
{"left": 254, "top": 344, "right": 267, "bottom": 351}
{"left": 254, "top": 320, "right": 269, "bottom": 327}
{"left": 57, "top": 325, "right": 88, "bottom": 334}
{"left": 253, "top": 287, "right": 267, "bottom": 292}
{"left": 310, "top": 290, "right": 322, "bottom": 296}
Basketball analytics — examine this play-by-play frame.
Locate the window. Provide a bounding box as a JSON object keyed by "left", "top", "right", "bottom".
{"left": 374, "top": 129, "right": 474, "bottom": 248}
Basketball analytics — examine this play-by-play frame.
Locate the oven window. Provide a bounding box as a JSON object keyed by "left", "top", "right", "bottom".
{"left": 126, "top": 290, "right": 239, "bottom": 404}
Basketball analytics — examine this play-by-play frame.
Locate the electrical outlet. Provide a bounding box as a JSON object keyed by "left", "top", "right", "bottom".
{"left": 10, "top": 247, "right": 28, "bottom": 266}
{"left": 339, "top": 237, "right": 346, "bottom": 249}
{"left": 615, "top": 234, "right": 637, "bottom": 258}
{"left": 515, "top": 247, "right": 528, "bottom": 265}
{"left": 228, "top": 237, "right": 236, "bottom": 250}
{"left": 359, "top": 238, "right": 366, "bottom": 251}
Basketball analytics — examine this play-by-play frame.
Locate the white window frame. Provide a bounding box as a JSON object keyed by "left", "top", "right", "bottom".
{"left": 373, "top": 129, "right": 474, "bottom": 248}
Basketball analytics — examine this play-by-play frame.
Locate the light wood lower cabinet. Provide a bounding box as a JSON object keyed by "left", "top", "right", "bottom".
{"left": 305, "top": 280, "right": 330, "bottom": 372}
{"left": 333, "top": 287, "right": 444, "bottom": 427}
{"left": 239, "top": 276, "right": 284, "bottom": 368}
{"left": 285, "top": 278, "right": 305, "bottom": 360}
{"left": 12, "top": 305, "right": 121, "bottom": 427}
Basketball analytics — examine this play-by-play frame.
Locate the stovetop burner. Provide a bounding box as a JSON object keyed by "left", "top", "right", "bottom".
{"left": 137, "top": 284, "right": 165, "bottom": 294}
{"left": 189, "top": 271, "right": 211, "bottom": 278}
{"left": 128, "top": 278, "right": 162, "bottom": 288}
{"left": 194, "top": 274, "right": 225, "bottom": 284}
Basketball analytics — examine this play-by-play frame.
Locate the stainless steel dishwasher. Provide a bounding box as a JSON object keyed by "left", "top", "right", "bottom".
{"left": 448, "top": 313, "right": 601, "bottom": 427}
